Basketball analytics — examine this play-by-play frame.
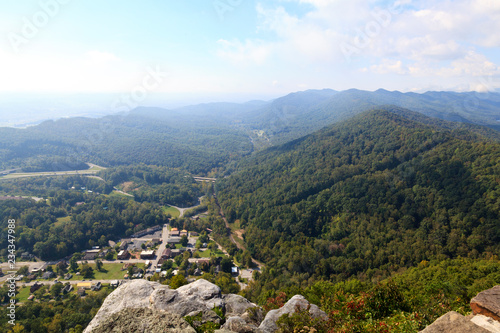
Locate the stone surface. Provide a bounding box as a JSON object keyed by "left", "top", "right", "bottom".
{"left": 257, "top": 295, "right": 328, "bottom": 333}
{"left": 471, "top": 314, "right": 500, "bottom": 333}
{"left": 223, "top": 316, "right": 256, "bottom": 333}
{"left": 419, "top": 311, "right": 491, "bottom": 333}
{"left": 89, "top": 307, "right": 196, "bottom": 333}
{"left": 224, "top": 294, "right": 258, "bottom": 317}
{"left": 84, "top": 279, "right": 160, "bottom": 333}
{"left": 471, "top": 285, "right": 500, "bottom": 322}
{"left": 85, "top": 279, "right": 224, "bottom": 333}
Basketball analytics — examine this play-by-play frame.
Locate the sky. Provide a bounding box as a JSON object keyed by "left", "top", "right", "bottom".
{"left": 0, "top": 0, "right": 500, "bottom": 122}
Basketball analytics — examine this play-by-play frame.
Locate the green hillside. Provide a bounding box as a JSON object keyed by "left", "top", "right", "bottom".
{"left": 217, "top": 108, "right": 500, "bottom": 292}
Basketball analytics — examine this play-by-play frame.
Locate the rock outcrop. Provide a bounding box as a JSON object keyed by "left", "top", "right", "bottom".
{"left": 471, "top": 285, "right": 500, "bottom": 322}
{"left": 257, "top": 295, "right": 328, "bottom": 333}
{"left": 89, "top": 307, "right": 196, "bottom": 333}
{"left": 84, "top": 279, "right": 325, "bottom": 333}
{"left": 419, "top": 311, "right": 491, "bottom": 333}
{"left": 420, "top": 285, "right": 500, "bottom": 333}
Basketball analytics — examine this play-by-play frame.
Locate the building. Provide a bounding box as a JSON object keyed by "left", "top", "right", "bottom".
{"left": 77, "top": 282, "right": 92, "bottom": 289}
{"left": 99, "top": 249, "right": 110, "bottom": 258}
{"left": 91, "top": 282, "right": 102, "bottom": 291}
{"left": 110, "top": 280, "right": 120, "bottom": 288}
{"left": 77, "top": 288, "right": 86, "bottom": 297}
{"left": 190, "top": 231, "right": 199, "bottom": 237}
{"left": 161, "top": 248, "right": 172, "bottom": 259}
{"left": 42, "top": 271, "right": 56, "bottom": 279}
{"left": 119, "top": 240, "right": 129, "bottom": 251}
{"left": 151, "top": 238, "right": 161, "bottom": 245}
{"left": 140, "top": 250, "right": 155, "bottom": 259}
{"left": 117, "top": 250, "right": 130, "bottom": 260}
{"left": 180, "top": 229, "right": 188, "bottom": 237}
{"left": 170, "top": 228, "right": 180, "bottom": 237}
{"left": 82, "top": 249, "right": 100, "bottom": 261}
{"left": 63, "top": 284, "right": 73, "bottom": 294}
{"left": 167, "top": 237, "right": 181, "bottom": 244}
{"left": 30, "top": 282, "right": 43, "bottom": 293}
{"left": 27, "top": 295, "right": 35, "bottom": 301}
{"left": 231, "top": 266, "right": 239, "bottom": 276}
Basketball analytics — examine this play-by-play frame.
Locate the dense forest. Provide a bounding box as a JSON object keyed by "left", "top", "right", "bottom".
{"left": 217, "top": 109, "right": 500, "bottom": 295}
{"left": 0, "top": 176, "right": 170, "bottom": 260}
{"left": 99, "top": 164, "right": 202, "bottom": 207}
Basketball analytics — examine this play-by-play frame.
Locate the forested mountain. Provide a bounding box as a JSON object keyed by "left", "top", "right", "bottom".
{"left": 0, "top": 113, "right": 252, "bottom": 174}
{"left": 1, "top": 89, "right": 500, "bottom": 176}
{"left": 217, "top": 108, "right": 500, "bottom": 294}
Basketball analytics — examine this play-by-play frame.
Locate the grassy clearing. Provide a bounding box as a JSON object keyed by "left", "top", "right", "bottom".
{"left": 163, "top": 205, "right": 180, "bottom": 218}
{"left": 54, "top": 215, "right": 72, "bottom": 227}
{"left": 67, "top": 262, "right": 145, "bottom": 281}
{"left": 195, "top": 249, "right": 225, "bottom": 258}
{"left": 16, "top": 286, "right": 31, "bottom": 302}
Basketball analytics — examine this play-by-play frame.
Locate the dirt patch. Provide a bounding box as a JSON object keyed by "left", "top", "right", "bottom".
{"left": 121, "top": 181, "right": 135, "bottom": 192}
{"left": 234, "top": 229, "right": 245, "bottom": 240}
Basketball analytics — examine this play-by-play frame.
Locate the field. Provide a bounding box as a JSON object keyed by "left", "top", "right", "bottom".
{"left": 67, "top": 262, "right": 146, "bottom": 281}
{"left": 163, "top": 205, "right": 180, "bottom": 218}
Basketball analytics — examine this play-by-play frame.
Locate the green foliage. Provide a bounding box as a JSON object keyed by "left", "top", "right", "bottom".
{"left": 169, "top": 274, "right": 188, "bottom": 289}
{"left": 218, "top": 110, "right": 500, "bottom": 294}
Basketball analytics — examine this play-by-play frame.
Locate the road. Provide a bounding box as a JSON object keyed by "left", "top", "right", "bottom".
{"left": 153, "top": 224, "right": 170, "bottom": 269}
{"left": 212, "top": 195, "right": 265, "bottom": 270}
{"left": 0, "top": 163, "right": 106, "bottom": 181}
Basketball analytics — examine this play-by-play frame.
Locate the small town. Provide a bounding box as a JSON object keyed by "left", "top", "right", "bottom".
{"left": 0, "top": 222, "right": 256, "bottom": 303}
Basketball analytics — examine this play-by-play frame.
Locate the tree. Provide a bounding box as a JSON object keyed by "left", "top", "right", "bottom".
{"left": 105, "top": 251, "right": 114, "bottom": 260}
{"left": 220, "top": 257, "right": 233, "bottom": 274}
{"left": 69, "top": 255, "right": 79, "bottom": 273}
{"left": 180, "top": 235, "right": 189, "bottom": 247}
{"left": 161, "top": 260, "right": 173, "bottom": 271}
{"left": 80, "top": 264, "right": 93, "bottom": 278}
{"left": 169, "top": 274, "right": 188, "bottom": 289}
{"left": 17, "top": 265, "right": 29, "bottom": 276}
{"left": 50, "top": 283, "right": 63, "bottom": 298}
{"left": 95, "top": 259, "right": 103, "bottom": 272}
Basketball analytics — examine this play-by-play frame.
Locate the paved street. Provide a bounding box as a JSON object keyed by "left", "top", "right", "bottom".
{"left": 153, "top": 224, "right": 170, "bottom": 269}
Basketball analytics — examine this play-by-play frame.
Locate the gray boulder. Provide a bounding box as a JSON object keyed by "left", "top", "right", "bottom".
{"left": 257, "top": 295, "right": 328, "bottom": 333}
{"left": 419, "top": 311, "right": 491, "bottom": 333}
{"left": 84, "top": 279, "right": 224, "bottom": 333}
{"left": 89, "top": 307, "right": 196, "bottom": 333}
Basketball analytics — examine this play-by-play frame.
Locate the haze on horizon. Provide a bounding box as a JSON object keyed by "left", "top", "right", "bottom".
{"left": 1, "top": 0, "right": 500, "bottom": 125}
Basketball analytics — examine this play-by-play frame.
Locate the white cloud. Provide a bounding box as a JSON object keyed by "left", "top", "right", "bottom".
{"left": 85, "top": 50, "right": 120, "bottom": 64}
{"left": 216, "top": 39, "right": 271, "bottom": 65}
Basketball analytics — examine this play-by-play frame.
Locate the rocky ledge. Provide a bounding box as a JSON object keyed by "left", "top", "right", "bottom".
{"left": 83, "top": 279, "right": 327, "bottom": 333}
{"left": 420, "top": 285, "right": 500, "bottom": 333}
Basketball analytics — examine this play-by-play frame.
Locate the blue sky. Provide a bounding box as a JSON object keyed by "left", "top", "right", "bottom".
{"left": 0, "top": 0, "right": 500, "bottom": 109}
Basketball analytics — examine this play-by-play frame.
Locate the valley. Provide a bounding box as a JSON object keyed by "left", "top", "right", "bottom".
{"left": 0, "top": 90, "right": 499, "bottom": 332}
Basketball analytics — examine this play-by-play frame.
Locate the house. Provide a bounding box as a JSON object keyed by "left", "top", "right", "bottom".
{"left": 21, "top": 252, "right": 33, "bottom": 260}
{"left": 167, "top": 237, "right": 181, "bottom": 244}
{"left": 99, "top": 249, "right": 110, "bottom": 258}
{"left": 161, "top": 248, "right": 172, "bottom": 259}
{"left": 63, "top": 284, "right": 73, "bottom": 293}
{"left": 91, "top": 282, "right": 102, "bottom": 291}
{"left": 180, "top": 229, "right": 188, "bottom": 237}
{"left": 110, "top": 280, "right": 120, "bottom": 288}
{"left": 77, "top": 282, "right": 92, "bottom": 289}
{"left": 82, "top": 251, "right": 98, "bottom": 261}
{"left": 77, "top": 288, "right": 86, "bottom": 297}
{"left": 190, "top": 231, "right": 199, "bottom": 237}
{"left": 42, "top": 271, "right": 55, "bottom": 279}
{"left": 117, "top": 250, "right": 130, "bottom": 260}
{"left": 30, "top": 282, "right": 43, "bottom": 293}
{"left": 64, "top": 273, "right": 73, "bottom": 280}
{"left": 194, "top": 268, "right": 202, "bottom": 276}
{"left": 27, "top": 295, "right": 35, "bottom": 301}
{"left": 231, "top": 266, "right": 239, "bottom": 276}
{"left": 151, "top": 238, "right": 161, "bottom": 245}
{"left": 27, "top": 274, "right": 36, "bottom": 281}
{"left": 140, "top": 250, "right": 155, "bottom": 259}
{"left": 171, "top": 249, "right": 181, "bottom": 257}
{"left": 170, "top": 228, "right": 180, "bottom": 237}
{"left": 119, "top": 240, "right": 129, "bottom": 251}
